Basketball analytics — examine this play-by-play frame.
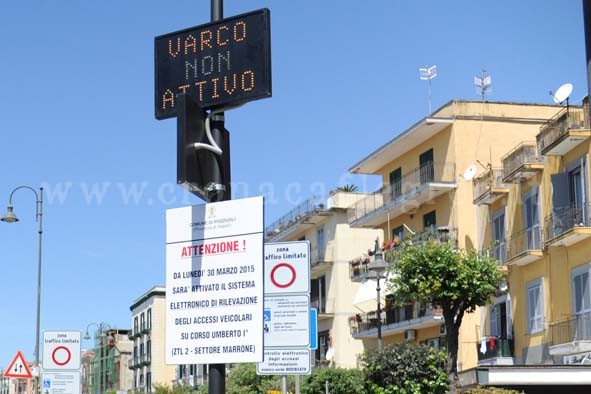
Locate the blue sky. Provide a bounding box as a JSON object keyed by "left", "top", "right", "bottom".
{"left": 0, "top": 0, "right": 587, "bottom": 368}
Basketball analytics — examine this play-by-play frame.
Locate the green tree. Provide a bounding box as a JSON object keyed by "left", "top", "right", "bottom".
{"left": 362, "top": 343, "right": 447, "bottom": 394}
{"left": 226, "top": 363, "right": 293, "bottom": 394}
{"left": 388, "top": 240, "right": 504, "bottom": 394}
{"left": 301, "top": 367, "right": 365, "bottom": 394}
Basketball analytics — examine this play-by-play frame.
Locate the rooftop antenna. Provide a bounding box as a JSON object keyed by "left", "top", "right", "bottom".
{"left": 474, "top": 68, "right": 492, "bottom": 102}
{"left": 419, "top": 65, "right": 438, "bottom": 114}
{"left": 549, "top": 82, "right": 573, "bottom": 106}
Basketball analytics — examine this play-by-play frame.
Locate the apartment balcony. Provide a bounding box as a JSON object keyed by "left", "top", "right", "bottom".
{"left": 472, "top": 169, "right": 510, "bottom": 205}
{"left": 350, "top": 228, "right": 457, "bottom": 281}
{"left": 349, "top": 256, "right": 371, "bottom": 282}
{"left": 537, "top": 105, "right": 591, "bottom": 156}
{"left": 311, "top": 297, "right": 334, "bottom": 321}
{"left": 311, "top": 242, "right": 334, "bottom": 277}
{"left": 265, "top": 196, "right": 330, "bottom": 241}
{"left": 482, "top": 242, "right": 507, "bottom": 269}
{"left": 544, "top": 204, "right": 591, "bottom": 247}
{"left": 505, "top": 228, "right": 543, "bottom": 266}
{"left": 347, "top": 162, "right": 456, "bottom": 227}
{"left": 350, "top": 303, "right": 443, "bottom": 339}
{"left": 549, "top": 314, "right": 591, "bottom": 357}
{"left": 476, "top": 337, "right": 514, "bottom": 366}
{"left": 501, "top": 142, "right": 544, "bottom": 183}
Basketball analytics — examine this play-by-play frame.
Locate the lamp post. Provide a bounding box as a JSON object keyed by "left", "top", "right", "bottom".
{"left": 2, "top": 186, "right": 43, "bottom": 394}
{"left": 367, "top": 238, "right": 388, "bottom": 352}
{"left": 84, "top": 323, "right": 113, "bottom": 394}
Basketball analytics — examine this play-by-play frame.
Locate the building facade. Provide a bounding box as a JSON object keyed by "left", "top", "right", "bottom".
{"left": 83, "top": 328, "right": 133, "bottom": 394}
{"left": 471, "top": 101, "right": 591, "bottom": 389}
{"left": 129, "top": 286, "right": 176, "bottom": 393}
{"left": 345, "top": 100, "right": 562, "bottom": 372}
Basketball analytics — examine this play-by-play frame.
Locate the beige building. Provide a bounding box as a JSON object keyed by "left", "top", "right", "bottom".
{"left": 345, "top": 100, "right": 562, "bottom": 372}
{"left": 129, "top": 286, "right": 176, "bottom": 392}
{"left": 265, "top": 192, "right": 382, "bottom": 367}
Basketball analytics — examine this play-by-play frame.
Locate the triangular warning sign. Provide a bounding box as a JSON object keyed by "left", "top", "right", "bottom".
{"left": 4, "top": 351, "right": 33, "bottom": 379}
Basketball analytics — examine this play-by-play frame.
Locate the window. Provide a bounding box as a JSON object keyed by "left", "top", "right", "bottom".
{"left": 134, "top": 317, "right": 138, "bottom": 335}
{"left": 527, "top": 279, "right": 544, "bottom": 334}
{"left": 316, "top": 330, "right": 330, "bottom": 364}
{"left": 523, "top": 187, "right": 541, "bottom": 250}
{"left": 389, "top": 168, "right": 402, "bottom": 200}
{"left": 146, "top": 372, "right": 152, "bottom": 393}
{"left": 492, "top": 209, "right": 506, "bottom": 263}
{"left": 392, "top": 225, "right": 404, "bottom": 242}
{"left": 316, "top": 225, "right": 325, "bottom": 261}
{"left": 423, "top": 211, "right": 436, "bottom": 230}
{"left": 140, "top": 343, "right": 145, "bottom": 360}
{"left": 311, "top": 276, "right": 326, "bottom": 313}
{"left": 147, "top": 339, "right": 151, "bottom": 359}
{"left": 140, "top": 312, "right": 145, "bottom": 331}
{"left": 572, "top": 264, "right": 591, "bottom": 315}
{"left": 419, "top": 148, "right": 434, "bottom": 183}
{"left": 147, "top": 308, "right": 152, "bottom": 329}
{"left": 490, "top": 295, "right": 512, "bottom": 339}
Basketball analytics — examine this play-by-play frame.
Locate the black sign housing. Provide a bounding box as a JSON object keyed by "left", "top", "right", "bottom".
{"left": 155, "top": 9, "right": 271, "bottom": 120}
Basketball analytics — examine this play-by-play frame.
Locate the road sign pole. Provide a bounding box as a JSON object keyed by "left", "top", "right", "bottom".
{"left": 209, "top": 0, "right": 227, "bottom": 393}
{"left": 281, "top": 375, "right": 288, "bottom": 394}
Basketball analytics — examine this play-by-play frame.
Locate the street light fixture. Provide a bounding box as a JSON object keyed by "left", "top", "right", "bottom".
{"left": 84, "top": 323, "right": 112, "bottom": 394}
{"left": 2, "top": 186, "right": 44, "bottom": 394}
{"left": 367, "top": 238, "right": 388, "bottom": 352}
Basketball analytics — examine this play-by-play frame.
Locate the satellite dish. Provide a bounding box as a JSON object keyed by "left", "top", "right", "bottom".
{"left": 552, "top": 83, "right": 573, "bottom": 104}
{"left": 462, "top": 164, "right": 478, "bottom": 181}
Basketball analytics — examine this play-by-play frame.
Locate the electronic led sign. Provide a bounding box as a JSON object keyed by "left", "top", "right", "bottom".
{"left": 155, "top": 8, "right": 271, "bottom": 120}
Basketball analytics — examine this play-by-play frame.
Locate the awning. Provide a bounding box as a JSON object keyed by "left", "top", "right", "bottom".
{"left": 353, "top": 275, "right": 394, "bottom": 312}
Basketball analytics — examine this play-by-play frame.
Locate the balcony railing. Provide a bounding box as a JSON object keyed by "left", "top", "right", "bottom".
{"left": 537, "top": 104, "right": 590, "bottom": 155}
{"left": 544, "top": 203, "right": 591, "bottom": 242}
{"left": 483, "top": 242, "right": 507, "bottom": 266}
{"left": 351, "top": 303, "right": 442, "bottom": 335}
{"left": 473, "top": 168, "right": 509, "bottom": 205}
{"left": 350, "top": 256, "right": 371, "bottom": 281}
{"left": 551, "top": 314, "right": 591, "bottom": 346}
{"left": 265, "top": 195, "right": 327, "bottom": 240}
{"left": 501, "top": 142, "right": 544, "bottom": 183}
{"left": 347, "top": 162, "right": 456, "bottom": 224}
{"left": 476, "top": 337, "right": 514, "bottom": 362}
{"left": 505, "top": 228, "right": 542, "bottom": 265}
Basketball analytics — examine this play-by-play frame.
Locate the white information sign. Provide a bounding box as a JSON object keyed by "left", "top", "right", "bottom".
{"left": 264, "top": 295, "right": 310, "bottom": 347}
{"left": 41, "top": 371, "right": 81, "bottom": 394}
{"left": 256, "top": 349, "right": 311, "bottom": 375}
{"left": 166, "top": 196, "right": 264, "bottom": 364}
{"left": 42, "top": 331, "right": 81, "bottom": 370}
{"left": 265, "top": 242, "right": 310, "bottom": 294}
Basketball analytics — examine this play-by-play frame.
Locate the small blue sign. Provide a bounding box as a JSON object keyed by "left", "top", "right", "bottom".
{"left": 264, "top": 309, "right": 271, "bottom": 322}
{"left": 309, "top": 308, "right": 318, "bottom": 350}
{"left": 43, "top": 380, "right": 51, "bottom": 389}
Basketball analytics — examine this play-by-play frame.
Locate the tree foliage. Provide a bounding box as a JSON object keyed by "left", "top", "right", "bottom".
{"left": 225, "top": 363, "right": 293, "bottom": 394}
{"left": 301, "top": 367, "right": 365, "bottom": 394}
{"left": 388, "top": 239, "right": 505, "bottom": 393}
{"left": 362, "top": 343, "right": 447, "bottom": 394}
{"left": 335, "top": 184, "right": 359, "bottom": 193}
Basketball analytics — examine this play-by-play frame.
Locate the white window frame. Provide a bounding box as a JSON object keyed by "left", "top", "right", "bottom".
{"left": 572, "top": 263, "right": 591, "bottom": 316}
{"left": 527, "top": 278, "right": 545, "bottom": 334}
{"left": 523, "top": 186, "right": 541, "bottom": 250}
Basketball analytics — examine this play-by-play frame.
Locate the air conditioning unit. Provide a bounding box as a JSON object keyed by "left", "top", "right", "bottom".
{"left": 404, "top": 329, "right": 416, "bottom": 341}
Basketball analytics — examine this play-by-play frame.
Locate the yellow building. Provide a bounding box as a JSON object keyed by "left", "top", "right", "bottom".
{"left": 346, "top": 100, "right": 563, "bottom": 373}
{"left": 265, "top": 192, "right": 382, "bottom": 367}
{"left": 473, "top": 101, "right": 591, "bottom": 388}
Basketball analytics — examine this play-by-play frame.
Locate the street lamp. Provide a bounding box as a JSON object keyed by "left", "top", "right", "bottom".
{"left": 367, "top": 238, "right": 388, "bottom": 352}
{"left": 2, "top": 186, "right": 43, "bottom": 394}
{"left": 84, "top": 323, "right": 113, "bottom": 394}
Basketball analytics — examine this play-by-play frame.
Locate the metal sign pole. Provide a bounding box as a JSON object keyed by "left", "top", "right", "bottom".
{"left": 281, "top": 375, "right": 288, "bottom": 394}
{"left": 208, "top": 1, "right": 228, "bottom": 394}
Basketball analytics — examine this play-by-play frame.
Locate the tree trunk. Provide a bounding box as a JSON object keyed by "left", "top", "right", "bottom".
{"left": 444, "top": 310, "right": 460, "bottom": 394}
